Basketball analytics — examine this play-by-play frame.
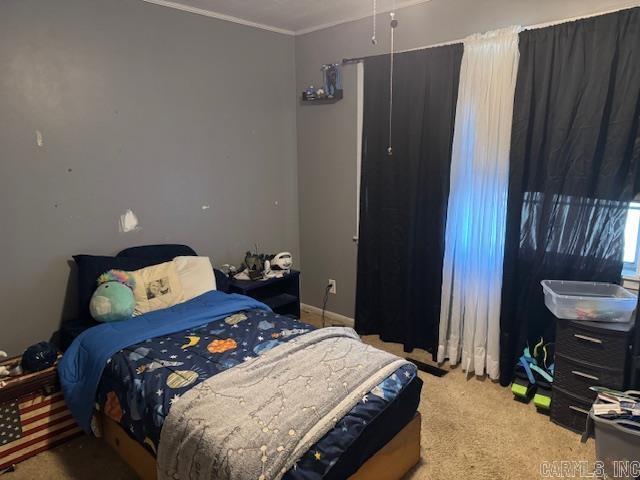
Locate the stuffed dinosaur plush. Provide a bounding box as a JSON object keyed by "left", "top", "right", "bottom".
{"left": 90, "top": 270, "right": 136, "bottom": 323}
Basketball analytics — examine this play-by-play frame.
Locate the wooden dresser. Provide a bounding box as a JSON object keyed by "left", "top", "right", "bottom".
{"left": 550, "top": 319, "right": 635, "bottom": 433}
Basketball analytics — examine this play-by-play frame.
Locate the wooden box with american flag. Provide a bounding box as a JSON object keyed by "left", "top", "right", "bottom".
{"left": 0, "top": 356, "right": 82, "bottom": 470}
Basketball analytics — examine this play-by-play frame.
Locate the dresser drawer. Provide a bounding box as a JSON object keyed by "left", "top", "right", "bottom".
{"left": 556, "top": 320, "right": 631, "bottom": 368}
{"left": 554, "top": 354, "right": 625, "bottom": 401}
{"left": 550, "top": 386, "right": 592, "bottom": 434}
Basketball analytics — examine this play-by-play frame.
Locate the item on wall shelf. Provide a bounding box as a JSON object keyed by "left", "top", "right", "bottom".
{"left": 301, "top": 86, "right": 343, "bottom": 103}
{"left": 302, "top": 85, "right": 317, "bottom": 101}
{"left": 301, "top": 64, "right": 344, "bottom": 103}
{"left": 89, "top": 270, "right": 136, "bottom": 323}
{"left": 301, "top": 89, "right": 343, "bottom": 103}
{"left": 322, "top": 64, "right": 343, "bottom": 97}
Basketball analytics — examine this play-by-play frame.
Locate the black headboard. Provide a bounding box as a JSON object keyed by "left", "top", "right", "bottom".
{"left": 117, "top": 244, "right": 197, "bottom": 261}
{"left": 59, "top": 244, "right": 230, "bottom": 351}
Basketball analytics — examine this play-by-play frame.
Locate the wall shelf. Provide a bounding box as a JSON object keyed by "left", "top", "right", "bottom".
{"left": 301, "top": 89, "right": 343, "bottom": 103}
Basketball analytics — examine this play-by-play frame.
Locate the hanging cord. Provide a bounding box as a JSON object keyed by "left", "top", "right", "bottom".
{"left": 321, "top": 283, "right": 331, "bottom": 328}
{"left": 388, "top": 11, "right": 397, "bottom": 156}
{"left": 371, "top": 0, "right": 377, "bottom": 45}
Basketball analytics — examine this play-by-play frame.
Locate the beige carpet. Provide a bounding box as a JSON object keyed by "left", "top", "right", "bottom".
{"left": 4, "top": 311, "right": 595, "bottom": 480}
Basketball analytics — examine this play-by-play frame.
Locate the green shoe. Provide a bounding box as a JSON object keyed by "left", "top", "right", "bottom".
{"left": 531, "top": 342, "right": 554, "bottom": 413}
{"left": 533, "top": 390, "right": 552, "bottom": 411}
{"left": 512, "top": 378, "right": 535, "bottom": 402}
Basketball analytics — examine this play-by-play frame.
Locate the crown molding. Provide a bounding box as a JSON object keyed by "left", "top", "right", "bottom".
{"left": 294, "top": 0, "right": 433, "bottom": 35}
{"left": 142, "top": 0, "right": 296, "bottom": 35}
{"left": 142, "top": 0, "right": 434, "bottom": 37}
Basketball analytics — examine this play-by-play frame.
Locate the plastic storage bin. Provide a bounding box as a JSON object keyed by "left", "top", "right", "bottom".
{"left": 541, "top": 280, "right": 637, "bottom": 323}
{"left": 589, "top": 411, "right": 640, "bottom": 480}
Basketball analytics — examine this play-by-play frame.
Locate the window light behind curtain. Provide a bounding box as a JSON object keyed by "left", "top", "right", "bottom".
{"left": 499, "top": 7, "right": 640, "bottom": 384}
{"left": 438, "top": 26, "right": 521, "bottom": 380}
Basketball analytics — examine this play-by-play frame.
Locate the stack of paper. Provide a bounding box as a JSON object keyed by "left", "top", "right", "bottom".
{"left": 590, "top": 387, "right": 640, "bottom": 421}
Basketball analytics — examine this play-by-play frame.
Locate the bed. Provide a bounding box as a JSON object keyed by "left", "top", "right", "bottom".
{"left": 58, "top": 245, "right": 422, "bottom": 480}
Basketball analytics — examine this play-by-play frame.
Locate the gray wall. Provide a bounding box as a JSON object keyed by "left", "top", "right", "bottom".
{"left": 0, "top": 0, "right": 298, "bottom": 356}
{"left": 295, "top": 0, "right": 640, "bottom": 318}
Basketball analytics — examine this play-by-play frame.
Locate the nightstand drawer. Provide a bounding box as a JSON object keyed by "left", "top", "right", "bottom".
{"left": 556, "top": 320, "right": 631, "bottom": 368}
{"left": 554, "top": 354, "right": 625, "bottom": 401}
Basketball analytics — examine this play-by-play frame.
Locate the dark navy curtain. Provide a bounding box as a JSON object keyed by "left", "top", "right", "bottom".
{"left": 355, "top": 44, "right": 462, "bottom": 355}
{"left": 499, "top": 7, "right": 640, "bottom": 384}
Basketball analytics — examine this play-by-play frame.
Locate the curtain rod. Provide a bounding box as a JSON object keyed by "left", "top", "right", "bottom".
{"left": 342, "top": 2, "right": 640, "bottom": 64}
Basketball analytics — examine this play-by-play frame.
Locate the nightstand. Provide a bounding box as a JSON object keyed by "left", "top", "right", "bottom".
{"left": 228, "top": 270, "right": 300, "bottom": 318}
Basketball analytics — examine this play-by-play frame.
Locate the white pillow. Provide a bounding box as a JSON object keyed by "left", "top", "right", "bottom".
{"left": 130, "top": 261, "right": 184, "bottom": 315}
{"left": 173, "top": 256, "right": 216, "bottom": 302}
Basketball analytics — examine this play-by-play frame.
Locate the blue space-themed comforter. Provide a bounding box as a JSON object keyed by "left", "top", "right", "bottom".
{"left": 59, "top": 291, "right": 269, "bottom": 433}
{"left": 92, "top": 299, "right": 418, "bottom": 479}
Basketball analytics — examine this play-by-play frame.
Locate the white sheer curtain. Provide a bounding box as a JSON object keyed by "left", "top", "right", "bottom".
{"left": 438, "top": 26, "right": 521, "bottom": 380}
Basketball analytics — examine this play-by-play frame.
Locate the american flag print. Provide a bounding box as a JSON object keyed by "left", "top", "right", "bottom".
{"left": 0, "top": 391, "right": 82, "bottom": 470}
{"left": 0, "top": 402, "right": 23, "bottom": 444}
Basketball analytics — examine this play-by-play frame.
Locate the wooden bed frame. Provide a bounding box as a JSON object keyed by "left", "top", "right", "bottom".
{"left": 100, "top": 411, "right": 421, "bottom": 480}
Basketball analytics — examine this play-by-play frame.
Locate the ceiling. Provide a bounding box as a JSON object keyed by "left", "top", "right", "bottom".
{"left": 143, "top": 0, "right": 432, "bottom": 35}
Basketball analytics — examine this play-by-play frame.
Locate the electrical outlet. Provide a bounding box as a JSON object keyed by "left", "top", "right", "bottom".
{"left": 328, "top": 279, "right": 337, "bottom": 294}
